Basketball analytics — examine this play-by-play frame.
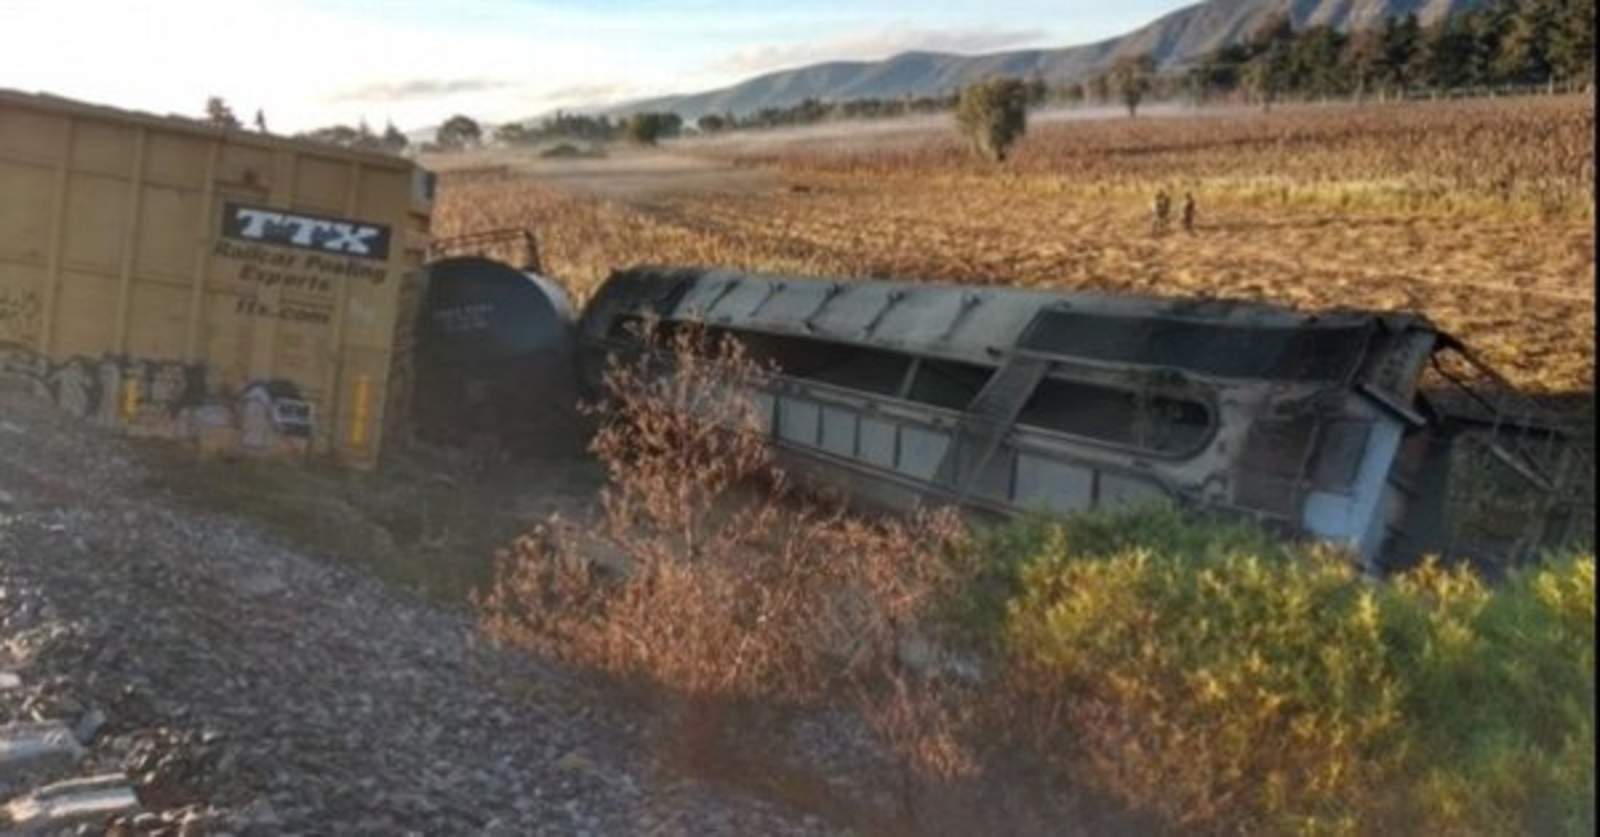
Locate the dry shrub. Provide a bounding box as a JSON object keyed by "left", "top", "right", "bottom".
{"left": 479, "top": 320, "right": 826, "bottom": 699}
{"left": 586, "top": 321, "right": 773, "bottom": 561}
{"left": 475, "top": 319, "right": 980, "bottom": 807}
{"left": 853, "top": 667, "right": 983, "bottom": 830}
{"left": 474, "top": 319, "right": 1593, "bottom": 834}
{"left": 820, "top": 510, "right": 981, "bottom": 825}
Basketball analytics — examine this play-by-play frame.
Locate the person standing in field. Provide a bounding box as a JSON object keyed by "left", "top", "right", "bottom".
{"left": 1181, "top": 192, "right": 1196, "bottom": 233}
{"left": 1151, "top": 189, "right": 1171, "bottom": 235}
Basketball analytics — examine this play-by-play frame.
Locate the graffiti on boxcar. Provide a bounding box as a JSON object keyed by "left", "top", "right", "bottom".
{"left": 237, "top": 379, "right": 313, "bottom": 451}
{"left": 0, "top": 342, "right": 50, "bottom": 401}
{"left": 0, "top": 289, "right": 40, "bottom": 345}
{"left": 2, "top": 342, "right": 205, "bottom": 424}
{"left": 0, "top": 341, "right": 315, "bottom": 458}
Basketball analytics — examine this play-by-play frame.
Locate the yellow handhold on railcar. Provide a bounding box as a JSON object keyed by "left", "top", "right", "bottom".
{"left": 121, "top": 377, "right": 139, "bottom": 421}
{"left": 351, "top": 374, "right": 370, "bottom": 447}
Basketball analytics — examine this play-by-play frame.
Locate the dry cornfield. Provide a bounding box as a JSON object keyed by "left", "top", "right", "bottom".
{"left": 434, "top": 95, "right": 1595, "bottom": 396}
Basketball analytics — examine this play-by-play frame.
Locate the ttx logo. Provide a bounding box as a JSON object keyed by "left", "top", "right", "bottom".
{"left": 222, "top": 202, "right": 392, "bottom": 261}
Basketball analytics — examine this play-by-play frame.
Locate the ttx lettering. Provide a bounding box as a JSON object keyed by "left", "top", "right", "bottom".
{"left": 234, "top": 208, "right": 382, "bottom": 256}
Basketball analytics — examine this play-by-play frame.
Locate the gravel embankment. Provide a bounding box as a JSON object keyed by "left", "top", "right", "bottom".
{"left": 0, "top": 393, "right": 831, "bottom": 836}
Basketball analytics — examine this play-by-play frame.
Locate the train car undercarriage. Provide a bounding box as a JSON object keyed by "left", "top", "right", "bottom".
{"left": 574, "top": 266, "right": 1583, "bottom": 572}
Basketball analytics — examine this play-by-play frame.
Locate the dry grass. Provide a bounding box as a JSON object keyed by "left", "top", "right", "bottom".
{"left": 470, "top": 321, "right": 1594, "bottom": 835}
{"left": 474, "top": 324, "right": 983, "bottom": 828}
{"left": 435, "top": 95, "right": 1593, "bottom": 395}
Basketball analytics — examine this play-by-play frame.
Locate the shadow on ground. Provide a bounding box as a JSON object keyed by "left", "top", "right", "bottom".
{"left": 132, "top": 439, "right": 605, "bottom": 606}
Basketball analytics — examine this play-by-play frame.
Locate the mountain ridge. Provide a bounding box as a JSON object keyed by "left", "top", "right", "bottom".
{"left": 595, "top": 0, "right": 1484, "bottom": 121}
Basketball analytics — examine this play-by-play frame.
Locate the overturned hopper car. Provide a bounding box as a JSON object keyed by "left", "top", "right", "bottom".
{"left": 579, "top": 267, "right": 1579, "bottom": 571}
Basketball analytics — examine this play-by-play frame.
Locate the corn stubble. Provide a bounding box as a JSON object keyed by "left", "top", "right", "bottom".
{"left": 436, "top": 95, "right": 1594, "bottom": 396}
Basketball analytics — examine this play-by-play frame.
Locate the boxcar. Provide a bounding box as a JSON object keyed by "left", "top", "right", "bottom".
{"left": 0, "top": 89, "right": 433, "bottom": 467}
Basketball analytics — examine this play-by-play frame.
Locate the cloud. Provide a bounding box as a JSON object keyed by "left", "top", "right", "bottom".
{"left": 329, "top": 78, "right": 514, "bottom": 103}
{"left": 1, "top": 0, "right": 1083, "bottom": 133}
{"left": 717, "top": 25, "right": 1051, "bottom": 75}
{"left": 541, "top": 83, "right": 636, "bottom": 105}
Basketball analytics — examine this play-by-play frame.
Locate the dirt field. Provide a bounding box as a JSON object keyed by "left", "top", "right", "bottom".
{"left": 435, "top": 95, "right": 1595, "bottom": 399}
{"left": 423, "top": 146, "right": 775, "bottom": 202}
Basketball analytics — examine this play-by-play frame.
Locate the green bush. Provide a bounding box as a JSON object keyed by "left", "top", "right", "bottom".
{"left": 993, "top": 506, "right": 1595, "bottom": 834}
{"left": 1387, "top": 554, "right": 1596, "bottom": 835}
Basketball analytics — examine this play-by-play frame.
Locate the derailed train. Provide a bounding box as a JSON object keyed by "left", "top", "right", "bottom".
{"left": 418, "top": 259, "right": 1580, "bottom": 573}
{"left": 4, "top": 90, "right": 1569, "bottom": 569}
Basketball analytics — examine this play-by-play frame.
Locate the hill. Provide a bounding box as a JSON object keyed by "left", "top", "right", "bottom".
{"left": 604, "top": 0, "right": 1483, "bottom": 119}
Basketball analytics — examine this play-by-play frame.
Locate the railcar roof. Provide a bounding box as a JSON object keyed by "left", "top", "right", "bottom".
{"left": 0, "top": 87, "right": 415, "bottom": 170}
{"left": 600, "top": 266, "right": 1439, "bottom": 381}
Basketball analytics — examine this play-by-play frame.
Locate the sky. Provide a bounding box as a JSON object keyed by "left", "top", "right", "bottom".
{"left": 0, "top": 0, "right": 1195, "bottom": 133}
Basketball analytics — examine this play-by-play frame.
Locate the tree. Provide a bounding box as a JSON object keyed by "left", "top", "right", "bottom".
{"left": 1248, "top": 10, "right": 1295, "bottom": 53}
{"left": 1378, "top": 13, "right": 1423, "bottom": 92}
{"left": 254, "top": 109, "right": 267, "bottom": 133}
{"left": 294, "top": 122, "right": 388, "bottom": 152}
{"left": 1549, "top": 0, "right": 1595, "bottom": 83}
{"left": 1025, "top": 74, "right": 1050, "bottom": 106}
{"left": 1111, "top": 53, "right": 1157, "bottom": 116}
{"left": 494, "top": 122, "right": 536, "bottom": 146}
{"left": 436, "top": 114, "right": 482, "bottom": 151}
{"left": 538, "top": 111, "right": 619, "bottom": 143}
{"left": 1187, "top": 43, "right": 1250, "bottom": 102}
{"left": 1495, "top": 0, "right": 1558, "bottom": 83}
{"left": 1344, "top": 27, "right": 1387, "bottom": 98}
{"left": 1420, "top": 15, "right": 1480, "bottom": 90}
{"left": 1290, "top": 25, "right": 1350, "bottom": 96}
{"left": 659, "top": 112, "right": 684, "bottom": 138}
{"left": 1087, "top": 73, "right": 1112, "bottom": 104}
{"left": 623, "top": 112, "right": 676, "bottom": 145}
{"left": 1242, "top": 56, "right": 1273, "bottom": 110}
{"left": 204, "top": 96, "right": 240, "bottom": 129}
{"left": 1466, "top": 1, "right": 1514, "bottom": 84}
{"left": 359, "top": 123, "right": 387, "bottom": 151}
{"left": 381, "top": 121, "right": 408, "bottom": 153}
{"left": 697, "top": 114, "right": 728, "bottom": 134}
{"left": 1185, "top": 62, "right": 1218, "bottom": 103}
{"left": 1244, "top": 41, "right": 1292, "bottom": 111}
{"left": 954, "top": 77, "right": 1029, "bottom": 163}
{"left": 295, "top": 125, "right": 362, "bottom": 148}
{"left": 1163, "top": 0, "right": 1592, "bottom": 103}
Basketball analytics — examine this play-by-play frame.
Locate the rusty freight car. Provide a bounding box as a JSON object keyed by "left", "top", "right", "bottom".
{"left": 579, "top": 267, "right": 1580, "bottom": 571}
{"left": 0, "top": 89, "right": 432, "bottom": 467}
